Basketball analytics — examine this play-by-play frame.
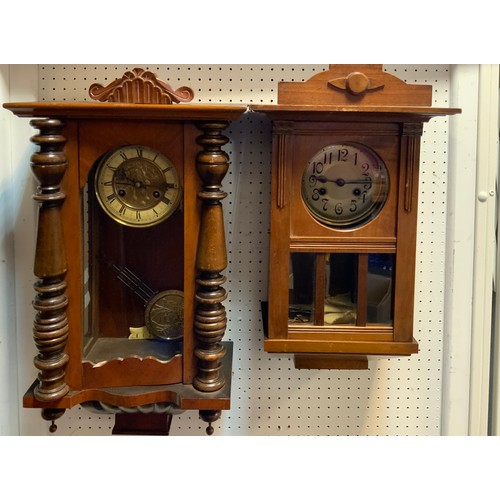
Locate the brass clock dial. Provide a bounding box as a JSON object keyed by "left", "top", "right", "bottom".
{"left": 95, "top": 144, "right": 182, "bottom": 227}
{"left": 301, "top": 142, "right": 389, "bottom": 229}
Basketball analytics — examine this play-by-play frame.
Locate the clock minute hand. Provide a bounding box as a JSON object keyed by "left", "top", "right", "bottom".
{"left": 313, "top": 175, "right": 372, "bottom": 186}
{"left": 141, "top": 181, "right": 175, "bottom": 189}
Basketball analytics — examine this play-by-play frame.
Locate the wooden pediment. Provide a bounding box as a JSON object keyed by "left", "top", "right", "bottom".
{"left": 89, "top": 68, "right": 195, "bottom": 104}
{"left": 277, "top": 64, "right": 433, "bottom": 106}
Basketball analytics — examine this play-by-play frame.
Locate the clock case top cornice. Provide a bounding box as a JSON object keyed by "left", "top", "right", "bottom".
{"left": 4, "top": 65, "right": 460, "bottom": 123}
{"left": 4, "top": 66, "right": 246, "bottom": 121}
{"left": 3, "top": 101, "right": 247, "bottom": 121}
{"left": 250, "top": 64, "right": 461, "bottom": 121}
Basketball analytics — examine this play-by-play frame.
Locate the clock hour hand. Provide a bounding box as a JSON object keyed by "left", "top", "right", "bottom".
{"left": 312, "top": 175, "right": 372, "bottom": 186}
{"left": 113, "top": 178, "right": 136, "bottom": 186}
{"left": 114, "top": 178, "right": 172, "bottom": 190}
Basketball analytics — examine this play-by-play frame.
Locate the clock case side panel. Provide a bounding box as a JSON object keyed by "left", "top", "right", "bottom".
{"left": 60, "top": 121, "right": 84, "bottom": 391}
{"left": 78, "top": 119, "right": 185, "bottom": 389}
{"left": 393, "top": 124, "right": 423, "bottom": 343}
{"left": 266, "top": 123, "right": 292, "bottom": 340}
{"left": 182, "top": 122, "right": 201, "bottom": 384}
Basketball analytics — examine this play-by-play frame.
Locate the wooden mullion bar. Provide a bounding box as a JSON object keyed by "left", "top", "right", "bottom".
{"left": 356, "top": 254, "right": 369, "bottom": 326}
{"left": 314, "top": 254, "right": 327, "bottom": 326}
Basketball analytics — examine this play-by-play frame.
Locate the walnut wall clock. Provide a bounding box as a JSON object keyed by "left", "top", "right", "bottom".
{"left": 252, "top": 65, "right": 461, "bottom": 370}
{"left": 3, "top": 68, "right": 246, "bottom": 434}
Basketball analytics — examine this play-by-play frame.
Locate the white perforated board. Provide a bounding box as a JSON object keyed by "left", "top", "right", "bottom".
{"left": 28, "top": 64, "right": 451, "bottom": 436}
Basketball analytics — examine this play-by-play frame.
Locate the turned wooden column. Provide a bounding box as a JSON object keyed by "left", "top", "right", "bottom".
{"left": 193, "top": 121, "right": 230, "bottom": 395}
{"left": 29, "top": 118, "right": 70, "bottom": 403}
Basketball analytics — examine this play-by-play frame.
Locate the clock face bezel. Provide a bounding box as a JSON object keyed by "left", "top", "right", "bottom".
{"left": 94, "top": 144, "right": 182, "bottom": 228}
{"left": 300, "top": 141, "right": 390, "bottom": 230}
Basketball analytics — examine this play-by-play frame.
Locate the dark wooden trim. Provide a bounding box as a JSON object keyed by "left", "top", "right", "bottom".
{"left": 294, "top": 354, "right": 369, "bottom": 370}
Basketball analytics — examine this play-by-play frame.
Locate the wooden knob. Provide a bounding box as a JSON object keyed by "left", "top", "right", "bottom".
{"left": 346, "top": 72, "right": 370, "bottom": 95}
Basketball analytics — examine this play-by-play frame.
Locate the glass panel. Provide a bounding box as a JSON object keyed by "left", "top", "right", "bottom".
{"left": 325, "top": 254, "right": 357, "bottom": 325}
{"left": 82, "top": 159, "right": 184, "bottom": 361}
{"left": 367, "top": 254, "right": 394, "bottom": 326}
{"left": 82, "top": 182, "right": 92, "bottom": 350}
{"left": 289, "top": 253, "right": 315, "bottom": 324}
{"left": 288, "top": 252, "right": 394, "bottom": 328}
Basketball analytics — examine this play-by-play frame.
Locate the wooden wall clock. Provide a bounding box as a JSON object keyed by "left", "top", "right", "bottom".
{"left": 4, "top": 68, "right": 246, "bottom": 434}
{"left": 252, "top": 64, "right": 461, "bottom": 370}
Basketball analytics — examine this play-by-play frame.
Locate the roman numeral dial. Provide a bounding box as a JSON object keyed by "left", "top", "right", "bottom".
{"left": 94, "top": 144, "right": 182, "bottom": 227}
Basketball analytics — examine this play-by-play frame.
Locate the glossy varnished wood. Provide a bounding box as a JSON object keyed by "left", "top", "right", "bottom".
{"left": 23, "top": 343, "right": 233, "bottom": 411}
{"left": 277, "top": 64, "right": 434, "bottom": 107}
{"left": 250, "top": 105, "right": 458, "bottom": 123}
{"left": 3, "top": 102, "right": 246, "bottom": 121}
{"left": 193, "top": 122, "right": 231, "bottom": 392}
{"left": 254, "top": 64, "right": 460, "bottom": 365}
{"left": 88, "top": 67, "right": 195, "bottom": 104}
{"left": 5, "top": 85, "right": 245, "bottom": 427}
{"left": 294, "top": 354, "right": 369, "bottom": 370}
{"left": 264, "top": 338, "right": 418, "bottom": 355}
{"left": 29, "top": 119, "right": 70, "bottom": 402}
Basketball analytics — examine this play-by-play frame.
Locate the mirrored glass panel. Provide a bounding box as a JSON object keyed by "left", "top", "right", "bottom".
{"left": 288, "top": 252, "right": 394, "bottom": 328}
{"left": 289, "top": 253, "right": 315, "bottom": 324}
{"left": 324, "top": 254, "right": 357, "bottom": 325}
{"left": 367, "top": 254, "right": 394, "bottom": 326}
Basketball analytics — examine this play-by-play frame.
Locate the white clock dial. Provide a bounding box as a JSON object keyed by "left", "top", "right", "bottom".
{"left": 301, "top": 142, "right": 389, "bottom": 229}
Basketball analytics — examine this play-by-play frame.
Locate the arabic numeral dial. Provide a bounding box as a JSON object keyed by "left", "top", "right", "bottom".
{"left": 301, "top": 142, "right": 389, "bottom": 230}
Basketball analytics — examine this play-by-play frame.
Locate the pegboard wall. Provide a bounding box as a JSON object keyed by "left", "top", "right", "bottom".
{"left": 27, "top": 64, "right": 452, "bottom": 436}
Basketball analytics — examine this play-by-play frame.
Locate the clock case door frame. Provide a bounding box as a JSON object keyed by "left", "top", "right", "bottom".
{"left": 63, "top": 118, "right": 200, "bottom": 390}
{"left": 265, "top": 116, "right": 426, "bottom": 357}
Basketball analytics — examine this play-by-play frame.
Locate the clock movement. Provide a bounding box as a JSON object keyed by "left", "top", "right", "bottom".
{"left": 252, "top": 65, "right": 461, "bottom": 369}
{"left": 4, "top": 68, "right": 245, "bottom": 434}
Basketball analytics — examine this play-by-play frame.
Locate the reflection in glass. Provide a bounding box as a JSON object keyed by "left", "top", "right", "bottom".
{"left": 288, "top": 252, "right": 394, "bottom": 328}
{"left": 289, "top": 253, "right": 314, "bottom": 324}
{"left": 324, "top": 254, "right": 357, "bottom": 325}
{"left": 367, "top": 254, "right": 393, "bottom": 325}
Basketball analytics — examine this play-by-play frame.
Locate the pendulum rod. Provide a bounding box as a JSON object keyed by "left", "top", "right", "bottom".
{"left": 100, "top": 253, "right": 157, "bottom": 304}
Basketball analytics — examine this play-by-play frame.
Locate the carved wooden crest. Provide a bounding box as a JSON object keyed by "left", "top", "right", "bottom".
{"left": 277, "top": 64, "right": 433, "bottom": 106}
{"left": 89, "top": 68, "right": 195, "bottom": 104}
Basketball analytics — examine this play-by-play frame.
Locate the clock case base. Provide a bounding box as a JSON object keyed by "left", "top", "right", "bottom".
{"left": 267, "top": 340, "right": 418, "bottom": 370}
{"left": 262, "top": 300, "right": 418, "bottom": 369}
{"left": 23, "top": 341, "right": 233, "bottom": 413}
